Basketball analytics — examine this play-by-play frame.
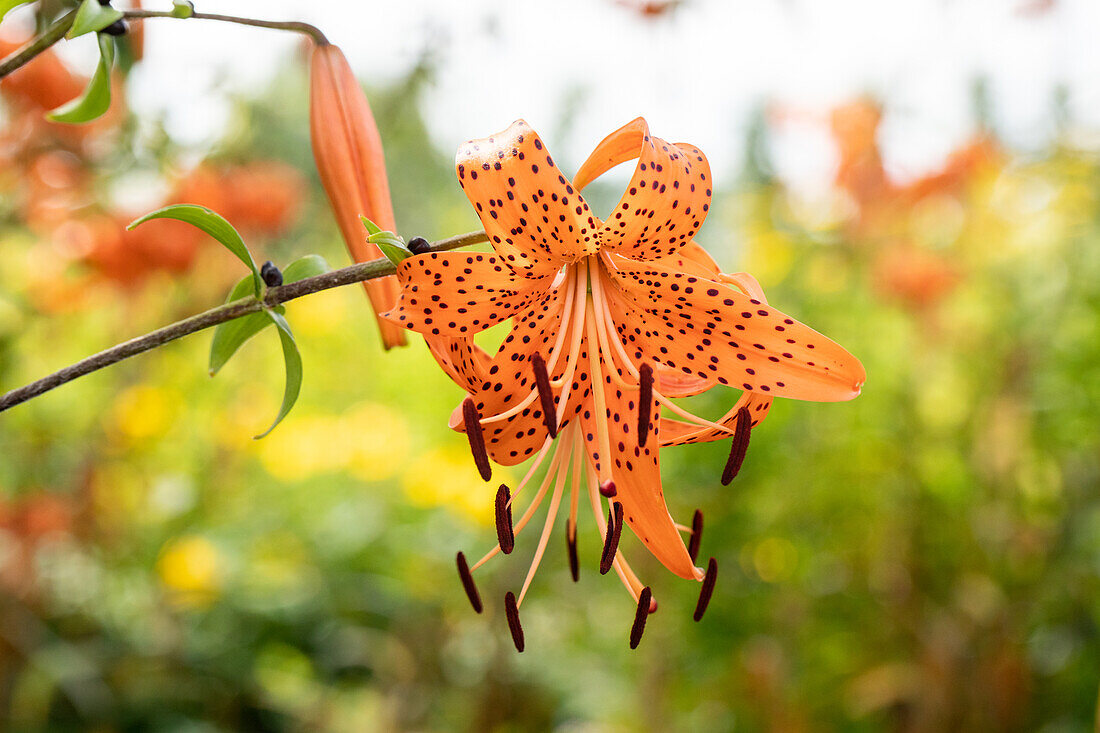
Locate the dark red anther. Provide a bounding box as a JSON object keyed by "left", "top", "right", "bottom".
{"left": 629, "top": 586, "right": 653, "bottom": 649}
{"left": 600, "top": 501, "right": 624, "bottom": 574}
{"left": 567, "top": 521, "right": 579, "bottom": 582}
{"left": 693, "top": 557, "right": 718, "bottom": 622}
{"left": 462, "top": 398, "right": 492, "bottom": 481}
{"left": 495, "top": 484, "right": 514, "bottom": 554}
{"left": 504, "top": 591, "right": 525, "bottom": 652}
{"left": 638, "top": 362, "right": 653, "bottom": 447}
{"left": 531, "top": 352, "right": 558, "bottom": 438}
{"left": 599, "top": 479, "right": 617, "bottom": 498}
{"left": 720, "top": 407, "right": 752, "bottom": 485}
{"left": 456, "top": 551, "right": 482, "bottom": 614}
{"left": 688, "top": 509, "right": 704, "bottom": 563}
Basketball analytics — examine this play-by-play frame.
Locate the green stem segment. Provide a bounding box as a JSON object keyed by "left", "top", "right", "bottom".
{"left": 0, "top": 230, "right": 488, "bottom": 413}
{"left": 0, "top": 7, "right": 328, "bottom": 79}
{"left": 0, "top": 9, "right": 75, "bottom": 79}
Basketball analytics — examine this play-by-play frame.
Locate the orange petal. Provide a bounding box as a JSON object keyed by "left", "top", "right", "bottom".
{"left": 424, "top": 335, "right": 491, "bottom": 393}
{"left": 580, "top": 351, "right": 698, "bottom": 579}
{"left": 383, "top": 251, "right": 550, "bottom": 337}
{"left": 309, "top": 43, "right": 406, "bottom": 348}
{"left": 456, "top": 120, "right": 601, "bottom": 278}
{"left": 574, "top": 117, "right": 713, "bottom": 261}
{"left": 453, "top": 285, "right": 589, "bottom": 466}
{"left": 602, "top": 254, "right": 866, "bottom": 402}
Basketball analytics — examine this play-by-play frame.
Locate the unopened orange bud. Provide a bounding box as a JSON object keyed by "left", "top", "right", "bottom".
{"left": 309, "top": 42, "right": 406, "bottom": 349}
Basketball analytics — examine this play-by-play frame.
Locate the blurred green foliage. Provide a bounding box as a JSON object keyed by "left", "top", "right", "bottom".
{"left": 1, "top": 40, "right": 1100, "bottom": 733}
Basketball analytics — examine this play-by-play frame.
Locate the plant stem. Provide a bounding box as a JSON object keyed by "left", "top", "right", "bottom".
{"left": 0, "top": 6, "right": 328, "bottom": 80}
{"left": 125, "top": 10, "right": 329, "bottom": 45}
{"left": 0, "top": 230, "right": 488, "bottom": 413}
{"left": 0, "top": 9, "right": 75, "bottom": 79}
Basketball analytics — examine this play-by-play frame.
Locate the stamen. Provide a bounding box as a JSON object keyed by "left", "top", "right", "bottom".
{"left": 505, "top": 591, "right": 525, "bottom": 652}
{"left": 471, "top": 434, "right": 564, "bottom": 571}
{"left": 586, "top": 456, "right": 648, "bottom": 607}
{"left": 589, "top": 267, "right": 638, "bottom": 391}
{"left": 549, "top": 262, "right": 589, "bottom": 418}
{"left": 688, "top": 509, "right": 704, "bottom": 562}
{"left": 638, "top": 362, "right": 653, "bottom": 447}
{"left": 600, "top": 501, "right": 624, "bottom": 575}
{"left": 599, "top": 479, "right": 617, "bottom": 497}
{"left": 516, "top": 457, "right": 568, "bottom": 605}
{"left": 495, "top": 484, "right": 515, "bottom": 554}
{"left": 693, "top": 557, "right": 718, "bottom": 622}
{"left": 566, "top": 521, "right": 579, "bottom": 582}
{"left": 721, "top": 407, "right": 752, "bottom": 485}
{"left": 530, "top": 352, "right": 558, "bottom": 438}
{"left": 462, "top": 398, "right": 492, "bottom": 481}
{"left": 455, "top": 551, "right": 482, "bottom": 613}
{"left": 629, "top": 586, "right": 653, "bottom": 649}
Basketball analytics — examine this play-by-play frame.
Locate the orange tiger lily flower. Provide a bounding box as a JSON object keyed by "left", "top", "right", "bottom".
{"left": 382, "top": 119, "right": 865, "bottom": 648}
{"left": 309, "top": 42, "right": 406, "bottom": 349}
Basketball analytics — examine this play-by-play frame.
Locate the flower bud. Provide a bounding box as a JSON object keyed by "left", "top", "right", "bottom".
{"left": 309, "top": 42, "right": 406, "bottom": 348}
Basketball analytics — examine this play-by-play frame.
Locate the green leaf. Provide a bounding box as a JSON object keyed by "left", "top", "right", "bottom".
{"left": 67, "top": 0, "right": 124, "bottom": 38}
{"left": 208, "top": 276, "right": 271, "bottom": 376}
{"left": 128, "top": 204, "right": 262, "bottom": 296}
{"left": 170, "top": 0, "right": 194, "bottom": 18}
{"left": 254, "top": 311, "right": 302, "bottom": 439}
{"left": 46, "top": 34, "right": 115, "bottom": 123}
{"left": 281, "top": 254, "right": 330, "bottom": 283}
{"left": 207, "top": 256, "right": 327, "bottom": 376}
{"left": 0, "top": 0, "right": 33, "bottom": 24}
{"left": 359, "top": 215, "right": 382, "bottom": 236}
{"left": 375, "top": 239, "right": 414, "bottom": 267}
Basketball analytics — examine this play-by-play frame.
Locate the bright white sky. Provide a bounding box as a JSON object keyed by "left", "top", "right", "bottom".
{"left": 13, "top": 0, "right": 1100, "bottom": 192}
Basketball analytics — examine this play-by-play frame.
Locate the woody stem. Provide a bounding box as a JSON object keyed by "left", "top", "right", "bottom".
{"left": 0, "top": 230, "right": 488, "bottom": 413}
{"left": 0, "top": 7, "right": 328, "bottom": 80}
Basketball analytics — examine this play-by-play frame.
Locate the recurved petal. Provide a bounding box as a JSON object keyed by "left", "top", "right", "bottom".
{"left": 457, "top": 120, "right": 601, "bottom": 278}
{"left": 574, "top": 117, "right": 713, "bottom": 261}
{"left": 424, "top": 334, "right": 491, "bottom": 393}
{"left": 602, "top": 254, "right": 866, "bottom": 402}
{"left": 580, "top": 351, "right": 699, "bottom": 580}
{"left": 382, "top": 251, "right": 550, "bottom": 337}
{"left": 309, "top": 43, "right": 405, "bottom": 348}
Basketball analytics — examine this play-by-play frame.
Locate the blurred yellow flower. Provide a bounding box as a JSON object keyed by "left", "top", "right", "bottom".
{"left": 156, "top": 535, "right": 223, "bottom": 607}
{"left": 108, "top": 384, "right": 183, "bottom": 441}
{"left": 257, "top": 402, "right": 409, "bottom": 482}
{"left": 401, "top": 448, "right": 504, "bottom": 526}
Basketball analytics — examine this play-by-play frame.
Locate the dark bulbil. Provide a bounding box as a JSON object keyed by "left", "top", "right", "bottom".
{"left": 102, "top": 19, "right": 128, "bottom": 36}
{"left": 260, "top": 261, "right": 283, "bottom": 287}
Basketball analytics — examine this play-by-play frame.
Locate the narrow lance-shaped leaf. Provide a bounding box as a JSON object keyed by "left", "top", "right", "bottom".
{"left": 128, "top": 204, "right": 263, "bottom": 296}
{"left": 371, "top": 234, "right": 413, "bottom": 267}
{"left": 255, "top": 311, "right": 302, "bottom": 439}
{"left": 46, "top": 34, "right": 114, "bottom": 123}
{"left": 209, "top": 255, "right": 330, "bottom": 376}
{"left": 67, "top": 0, "right": 124, "bottom": 38}
{"left": 359, "top": 215, "right": 382, "bottom": 237}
